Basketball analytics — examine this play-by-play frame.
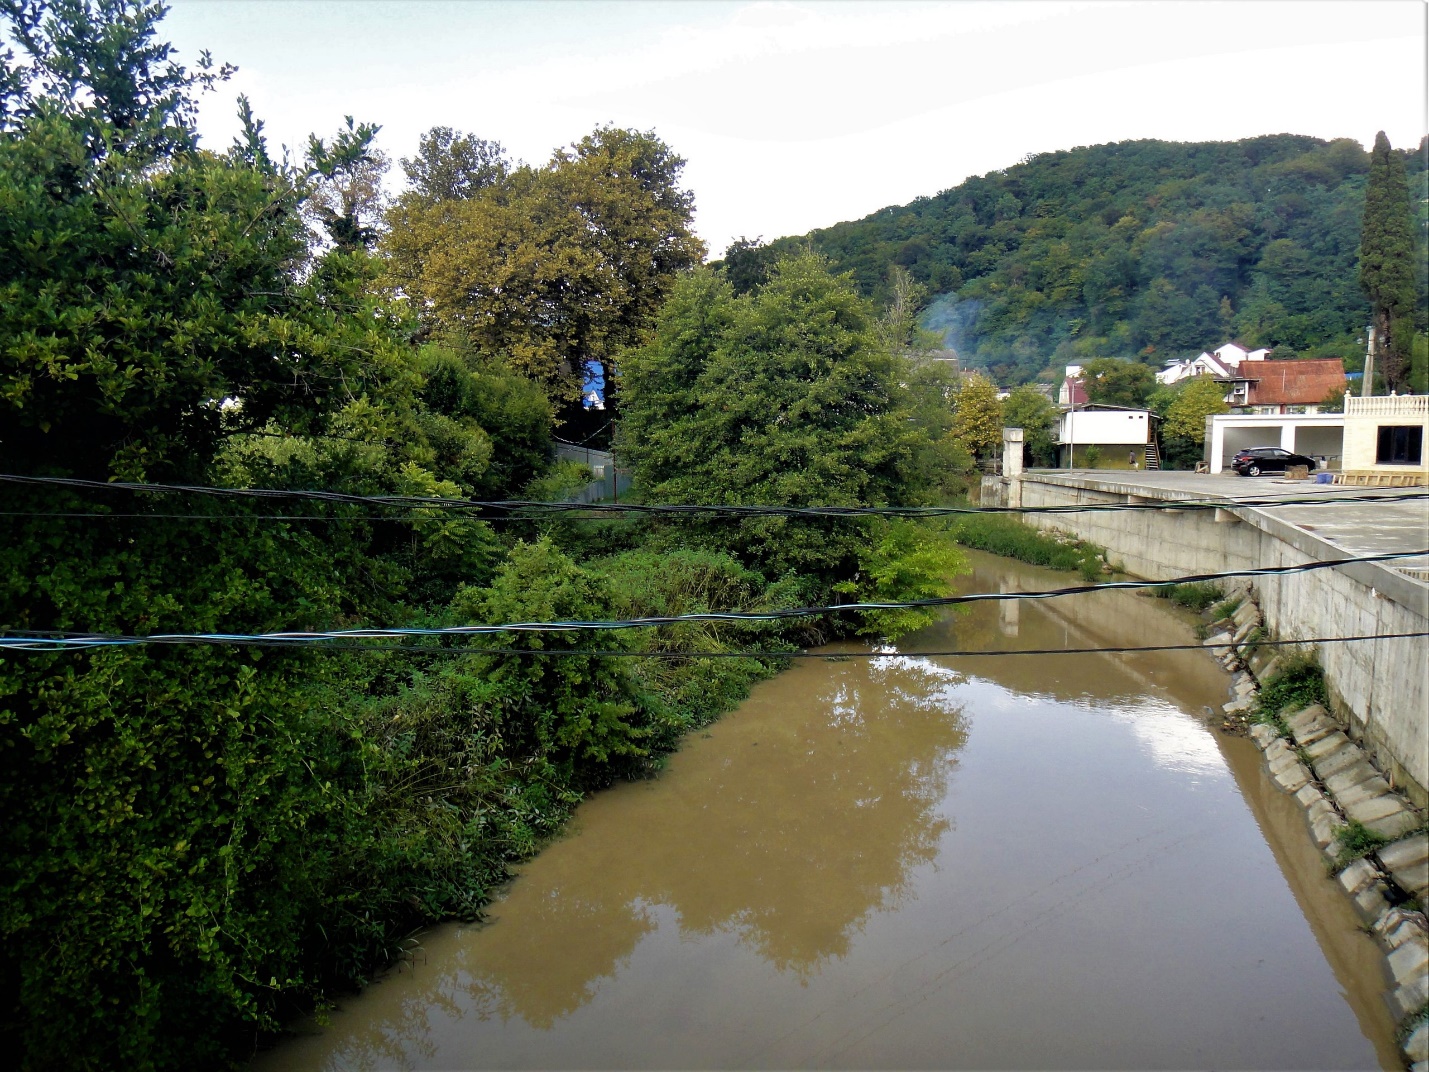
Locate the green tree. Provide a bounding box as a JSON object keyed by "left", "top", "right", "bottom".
{"left": 1161, "top": 375, "right": 1228, "bottom": 468}
{"left": 617, "top": 254, "right": 952, "bottom": 600}
{"left": 1081, "top": 357, "right": 1156, "bottom": 408}
{"left": 950, "top": 372, "right": 1004, "bottom": 459}
{"left": 0, "top": 4, "right": 511, "bottom": 1067}
{"left": 1359, "top": 130, "right": 1418, "bottom": 392}
{"left": 717, "top": 235, "right": 778, "bottom": 295}
{"left": 1002, "top": 384, "right": 1058, "bottom": 466}
{"left": 397, "top": 125, "right": 509, "bottom": 206}
{"left": 381, "top": 124, "right": 704, "bottom": 404}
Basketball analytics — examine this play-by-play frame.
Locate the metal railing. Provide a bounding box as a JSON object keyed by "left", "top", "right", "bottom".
{"left": 1345, "top": 395, "right": 1429, "bottom": 417}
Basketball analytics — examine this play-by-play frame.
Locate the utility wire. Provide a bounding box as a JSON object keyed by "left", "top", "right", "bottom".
{"left": 2, "top": 472, "right": 1426, "bottom": 520}
{"left": 3, "top": 632, "right": 1423, "bottom": 658}
{"left": 4, "top": 550, "right": 1424, "bottom": 652}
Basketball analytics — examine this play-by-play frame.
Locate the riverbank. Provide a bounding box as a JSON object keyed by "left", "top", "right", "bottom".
{"left": 1204, "top": 593, "right": 1428, "bottom": 1069}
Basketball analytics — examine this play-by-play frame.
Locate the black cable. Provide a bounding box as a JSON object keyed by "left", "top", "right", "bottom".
{"left": 4, "top": 549, "right": 1424, "bottom": 651}
{"left": 4, "top": 632, "right": 1422, "bottom": 659}
{"left": 2, "top": 471, "right": 1425, "bottom": 520}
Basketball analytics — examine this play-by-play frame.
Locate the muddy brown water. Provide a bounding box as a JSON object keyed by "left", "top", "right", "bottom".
{"left": 257, "top": 551, "right": 1399, "bottom": 1071}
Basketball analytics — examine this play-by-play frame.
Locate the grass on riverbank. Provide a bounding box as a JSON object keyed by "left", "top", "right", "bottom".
{"left": 1252, "top": 652, "right": 1329, "bottom": 733}
{"left": 1151, "top": 582, "right": 1224, "bottom": 612}
{"left": 946, "top": 513, "right": 1106, "bottom": 580}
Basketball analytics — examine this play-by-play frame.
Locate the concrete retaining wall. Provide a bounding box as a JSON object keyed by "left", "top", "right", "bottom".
{"left": 1008, "top": 474, "right": 1429, "bottom": 806}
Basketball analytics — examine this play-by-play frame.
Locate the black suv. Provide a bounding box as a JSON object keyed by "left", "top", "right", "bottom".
{"left": 1231, "top": 447, "right": 1317, "bottom": 476}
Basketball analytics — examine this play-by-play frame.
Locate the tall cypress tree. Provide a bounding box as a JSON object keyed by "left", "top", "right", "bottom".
{"left": 1358, "top": 131, "right": 1417, "bottom": 392}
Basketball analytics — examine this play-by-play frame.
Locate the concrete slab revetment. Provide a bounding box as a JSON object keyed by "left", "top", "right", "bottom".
{"left": 1325, "top": 761, "right": 1383, "bottom": 797}
{"left": 1288, "top": 704, "right": 1337, "bottom": 745}
{"left": 1388, "top": 940, "right": 1429, "bottom": 988}
{"left": 1335, "top": 776, "right": 1394, "bottom": 808}
{"left": 1304, "top": 731, "right": 1351, "bottom": 761}
{"left": 1364, "top": 809, "right": 1422, "bottom": 840}
{"left": 1314, "top": 743, "right": 1371, "bottom": 781}
{"left": 1379, "top": 834, "right": 1429, "bottom": 875}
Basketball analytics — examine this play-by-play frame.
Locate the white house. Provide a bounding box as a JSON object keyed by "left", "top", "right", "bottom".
{"left": 1057, "top": 404, "right": 1155, "bottom": 468}
{"left": 1156, "top": 341, "right": 1272, "bottom": 386}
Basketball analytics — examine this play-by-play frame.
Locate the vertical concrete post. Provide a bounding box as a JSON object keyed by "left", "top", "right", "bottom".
{"left": 1280, "top": 422, "right": 1298, "bottom": 454}
{"left": 1002, "top": 427, "right": 1024, "bottom": 509}
{"left": 1205, "top": 414, "right": 1220, "bottom": 473}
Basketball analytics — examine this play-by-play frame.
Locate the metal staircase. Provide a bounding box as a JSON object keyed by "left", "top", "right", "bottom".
{"left": 1144, "top": 441, "right": 1161, "bottom": 471}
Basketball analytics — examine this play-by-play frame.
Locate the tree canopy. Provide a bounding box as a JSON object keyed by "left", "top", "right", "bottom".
{"left": 381, "top": 124, "right": 704, "bottom": 404}
{"left": 618, "top": 252, "right": 967, "bottom": 608}
{"left": 1081, "top": 357, "right": 1157, "bottom": 409}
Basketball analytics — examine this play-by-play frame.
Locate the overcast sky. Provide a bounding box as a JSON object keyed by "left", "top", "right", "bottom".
{"left": 165, "top": 0, "right": 1428, "bottom": 258}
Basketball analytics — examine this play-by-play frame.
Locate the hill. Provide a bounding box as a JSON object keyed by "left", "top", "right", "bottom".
{"left": 753, "top": 135, "right": 1428, "bottom": 384}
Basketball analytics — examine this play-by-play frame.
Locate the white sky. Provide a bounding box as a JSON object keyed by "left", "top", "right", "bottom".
{"left": 165, "top": 0, "right": 1428, "bottom": 259}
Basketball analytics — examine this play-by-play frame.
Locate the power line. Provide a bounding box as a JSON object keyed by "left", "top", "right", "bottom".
{"left": 4, "top": 632, "right": 1423, "bottom": 659}
{"left": 4, "top": 549, "right": 1423, "bottom": 652}
{"left": 2, "top": 471, "right": 1426, "bottom": 520}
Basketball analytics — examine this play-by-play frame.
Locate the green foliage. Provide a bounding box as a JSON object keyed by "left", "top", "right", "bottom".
{"left": 1360, "top": 132, "right": 1420, "bottom": 391}
{"left": 1001, "top": 384, "right": 1058, "bottom": 466}
{"left": 1158, "top": 376, "right": 1229, "bottom": 469}
{"left": 714, "top": 235, "right": 779, "bottom": 295}
{"left": 617, "top": 254, "right": 951, "bottom": 596}
{"left": 947, "top": 513, "right": 1104, "bottom": 580}
{"left": 591, "top": 547, "right": 797, "bottom": 739}
{"left": 1209, "top": 597, "right": 1242, "bottom": 621}
{"left": 1152, "top": 581, "right": 1223, "bottom": 612}
{"left": 1081, "top": 357, "right": 1156, "bottom": 408}
{"left": 767, "top": 135, "right": 1429, "bottom": 383}
{"left": 1256, "top": 652, "right": 1329, "bottom": 724}
{"left": 835, "top": 520, "right": 969, "bottom": 638}
{"left": 1330, "top": 819, "right": 1392, "bottom": 872}
{"left": 950, "top": 372, "right": 1003, "bottom": 459}
{"left": 449, "top": 539, "right": 660, "bottom": 778}
{"left": 382, "top": 123, "right": 704, "bottom": 403}
{"left": 415, "top": 346, "right": 554, "bottom": 497}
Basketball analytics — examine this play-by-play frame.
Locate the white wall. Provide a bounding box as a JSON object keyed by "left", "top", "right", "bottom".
{"left": 1058, "top": 410, "right": 1148, "bottom": 446}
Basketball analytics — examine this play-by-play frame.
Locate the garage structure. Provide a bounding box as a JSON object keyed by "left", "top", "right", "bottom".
{"left": 1204, "top": 412, "right": 1345, "bottom": 474}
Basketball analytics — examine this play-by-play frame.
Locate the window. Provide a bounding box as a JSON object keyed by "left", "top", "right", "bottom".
{"left": 1376, "top": 425, "right": 1424, "bottom": 465}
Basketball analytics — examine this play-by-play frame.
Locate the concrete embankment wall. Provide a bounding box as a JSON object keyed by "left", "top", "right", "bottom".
{"left": 999, "top": 474, "right": 1429, "bottom": 806}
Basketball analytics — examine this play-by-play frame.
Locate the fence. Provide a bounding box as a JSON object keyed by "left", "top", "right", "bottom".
{"left": 553, "top": 440, "right": 634, "bottom": 504}
{"left": 1344, "top": 395, "right": 1429, "bottom": 417}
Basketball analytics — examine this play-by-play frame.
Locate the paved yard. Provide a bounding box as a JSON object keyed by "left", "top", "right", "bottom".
{"left": 1027, "top": 469, "right": 1429, "bottom": 575}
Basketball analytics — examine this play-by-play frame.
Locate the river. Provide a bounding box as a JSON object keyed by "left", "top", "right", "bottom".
{"left": 257, "top": 551, "right": 1399, "bottom": 1070}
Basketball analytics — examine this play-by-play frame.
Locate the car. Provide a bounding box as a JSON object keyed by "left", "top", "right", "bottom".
{"left": 1231, "top": 447, "right": 1318, "bottom": 476}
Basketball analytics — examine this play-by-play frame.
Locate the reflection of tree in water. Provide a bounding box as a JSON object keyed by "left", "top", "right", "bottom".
{"left": 448, "top": 654, "right": 970, "bottom": 1029}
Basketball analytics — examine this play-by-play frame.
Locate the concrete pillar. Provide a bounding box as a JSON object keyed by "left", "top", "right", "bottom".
{"left": 1207, "top": 415, "right": 1224, "bottom": 473}
{"left": 1280, "top": 422, "right": 1298, "bottom": 453}
{"left": 1002, "top": 427, "right": 1025, "bottom": 478}
{"left": 1002, "top": 427, "right": 1024, "bottom": 509}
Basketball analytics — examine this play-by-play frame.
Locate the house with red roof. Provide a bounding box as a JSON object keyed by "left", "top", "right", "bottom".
{"left": 1217, "top": 357, "right": 1346, "bottom": 414}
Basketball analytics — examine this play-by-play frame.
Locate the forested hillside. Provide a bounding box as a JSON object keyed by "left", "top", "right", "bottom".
{"left": 751, "top": 135, "right": 1428, "bottom": 384}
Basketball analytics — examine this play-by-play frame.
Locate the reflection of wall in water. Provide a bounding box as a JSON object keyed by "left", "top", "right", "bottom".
{"left": 998, "top": 577, "right": 1019, "bottom": 637}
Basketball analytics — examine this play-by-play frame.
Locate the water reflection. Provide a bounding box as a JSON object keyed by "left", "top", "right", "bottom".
{"left": 257, "top": 552, "right": 1391, "bottom": 1072}
{"left": 464, "top": 652, "right": 970, "bottom": 1022}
